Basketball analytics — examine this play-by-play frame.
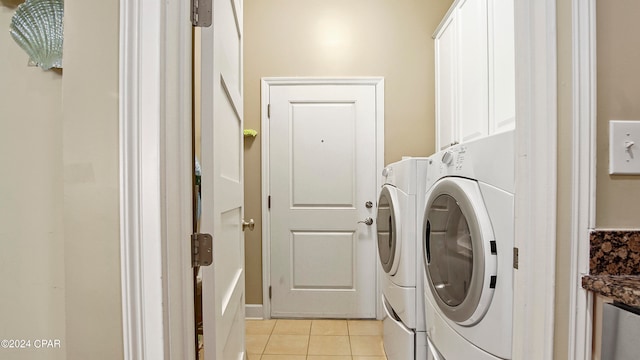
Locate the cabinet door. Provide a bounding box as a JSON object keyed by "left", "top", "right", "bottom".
{"left": 488, "top": 0, "right": 516, "bottom": 134}
{"left": 457, "top": 0, "right": 489, "bottom": 143}
{"left": 435, "top": 15, "right": 458, "bottom": 151}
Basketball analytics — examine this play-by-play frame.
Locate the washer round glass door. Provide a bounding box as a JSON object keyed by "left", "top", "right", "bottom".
{"left": 423, "top": 177, "right": 497, "bottom": 326}
{"left": 377, "top": 185, "right": 401, "bottom": 275}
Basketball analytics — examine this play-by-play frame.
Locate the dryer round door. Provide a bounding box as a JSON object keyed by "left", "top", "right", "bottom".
{"left": 377, "top": 185, "right": 401, "bottom": 275}
{"left": 422, "top": 177, "right": 497, "bottom": 326}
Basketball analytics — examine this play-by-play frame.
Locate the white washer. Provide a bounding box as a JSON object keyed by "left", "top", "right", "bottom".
{"left": 421, "top": 130, "right": 514, "bottom": 360}
{"left": 376, "top": 157, "right": 429, "bottom": 360}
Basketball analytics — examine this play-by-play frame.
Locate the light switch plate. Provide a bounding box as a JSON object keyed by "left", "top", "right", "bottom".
{"left": 609, "top": 120, "right": 640, "bottom": 175}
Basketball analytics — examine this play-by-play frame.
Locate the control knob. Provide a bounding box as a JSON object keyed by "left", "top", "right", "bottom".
{"left": 441, "top": 151, "right": 454, "bottom": 166}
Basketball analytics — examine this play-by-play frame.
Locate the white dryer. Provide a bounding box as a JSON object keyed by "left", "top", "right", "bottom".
{"left": 421, "top": 130, "right": 515, "bottom": 360}
{"left": 377, "top": 157, "right": 429, "bottom": 360}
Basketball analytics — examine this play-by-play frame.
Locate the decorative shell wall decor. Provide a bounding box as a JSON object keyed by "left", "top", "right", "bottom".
{"left": 9, "top": 0, "right": 63, "bottom": 70}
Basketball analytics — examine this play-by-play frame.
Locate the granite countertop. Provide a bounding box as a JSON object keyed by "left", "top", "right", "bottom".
{"left": 581, "top": 275, "right": 640, "bottom": 307}
{"left": 582, "top": 231, "right": 640, "bottom": 306}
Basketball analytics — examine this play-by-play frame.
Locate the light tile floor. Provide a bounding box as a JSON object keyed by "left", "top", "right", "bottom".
{"left": 246, "top": 319, "right": 387, "bottom": 360}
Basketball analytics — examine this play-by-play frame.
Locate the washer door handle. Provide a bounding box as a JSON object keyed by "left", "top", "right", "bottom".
{"left": 358, "top": 217, "right": 373, "bottom": 226}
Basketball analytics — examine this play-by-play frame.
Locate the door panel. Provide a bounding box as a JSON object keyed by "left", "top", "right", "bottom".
{"left": 292, "top": 231, "right": 355, "bottom": 288}
{"left": 269, "top": 84, "right": 378, "bottom": 318}
{"left": 199, "top": 0, "right": 245, "bottom": 358}
{"left": 219, "top": 83, "right": 242, "bottom": 182}
{"left": 291, "top": 103, "right": 356, "bottom": 207}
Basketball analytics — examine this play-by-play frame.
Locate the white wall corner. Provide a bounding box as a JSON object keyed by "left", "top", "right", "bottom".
{"left": 512, "top": 0, "right": 558, "bottom": 359}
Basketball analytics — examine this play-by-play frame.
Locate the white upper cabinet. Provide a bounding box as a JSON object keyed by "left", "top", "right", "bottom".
{"left": 488, "top": 0, "right": 516, "bottom": 134}
{"left": 457, "top": 0, "right": 489, "bottom": 144}
{"left": 434, "top": 0, "right": 514, "bottom": 152}
{"left": 435, "top": 14, "right": 458, "bottom": 151}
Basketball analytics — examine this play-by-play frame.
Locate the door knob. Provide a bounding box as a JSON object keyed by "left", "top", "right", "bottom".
{"left": 365, "top": 201, "right": 373, "bottom": 209}
{"left": 242, "top": 219, "right": 255, "bottom": 231}
{"left": 358, "top": 217, "right": 373, "bottom": 226}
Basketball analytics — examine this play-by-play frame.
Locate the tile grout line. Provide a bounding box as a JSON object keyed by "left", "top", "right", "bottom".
{"left": 348, "top": 321, "right": 356, "bottom": 359}
{"left": 263, "top": 319, "right": 273, "bottom": 358}
{"left": 307, "top": 320, "right": 311, "bottom": 359}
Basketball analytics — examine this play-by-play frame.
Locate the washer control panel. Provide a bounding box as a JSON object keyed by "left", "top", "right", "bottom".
{"left": 438, "top": 145, "right": 467, "bottom": 170}
{"left": 455, "top": 145, "right": 467, "bottom": 170}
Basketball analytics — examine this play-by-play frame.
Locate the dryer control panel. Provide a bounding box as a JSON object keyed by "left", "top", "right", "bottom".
{"left": 438, "top": 144, "right": 467, "bottom": 171}
{"left": 427, "top": 130, "right": 515, "bottom": 194}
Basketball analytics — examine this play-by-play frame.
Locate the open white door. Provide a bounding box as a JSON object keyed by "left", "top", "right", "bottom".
{"left": 198, "top": 0, "right": 246, "bottom": 359}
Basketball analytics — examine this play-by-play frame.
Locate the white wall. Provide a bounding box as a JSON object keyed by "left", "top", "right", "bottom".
{"left": 595, "top": 0, "right": 640, "bottom": 228}
{"left": 62, "top": 0, "right": 123, "bottom": 358}
{"left": 0, "top": 3, "right": 66, "bottom": 359}
{"left": 0, "top": 1, "right": 123, "bottom": 358}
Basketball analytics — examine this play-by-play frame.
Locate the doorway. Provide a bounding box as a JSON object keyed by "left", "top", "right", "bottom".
{"left": 261, "top": 78, "right": 384, "bottom": 319}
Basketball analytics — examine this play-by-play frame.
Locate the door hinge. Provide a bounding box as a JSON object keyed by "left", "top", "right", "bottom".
{"left": 190, "top": 0, "right": 212, "bottom": 27}
{"left": 268, "top": 195, "right": 271, "bottom": 209}
{"left": 513, "top": 247, "right": 519, "bottom": 269}
{"left": 267, "top": 104, "right": 271, "bottom": 118}
{"left": 269, "top": 286, "right": 272, "bottom": 300}
{"left": 192, "top": 233, "right": 213, "bottom": 267}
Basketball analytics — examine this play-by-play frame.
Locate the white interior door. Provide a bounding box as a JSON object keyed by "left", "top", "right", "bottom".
{"left": 268, "top": 82, "right": 381, "bottom": 318}
{"left": 199, "top": 0, "right": 245, "bottom": 358}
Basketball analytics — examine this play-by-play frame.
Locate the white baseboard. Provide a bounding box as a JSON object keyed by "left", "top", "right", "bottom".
{"left": 245, "top": 304, "right": 264, "bottom": 319}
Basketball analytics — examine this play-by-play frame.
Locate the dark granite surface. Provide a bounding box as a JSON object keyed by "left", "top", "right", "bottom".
{"left": 589, "top": 231, "right": 640, "bottom": 275}
{"left": 582, "top": 275, "right": 640, "bottom": 307}
{"left": 583, "top": 230, "right": 640, "bottom": 306}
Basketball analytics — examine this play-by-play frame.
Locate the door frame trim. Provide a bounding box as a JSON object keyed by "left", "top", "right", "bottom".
{"left": 118, "top": 0, "right": 589, "bottom": 356}
{"left": 512, "top": 0, "right": 558, "bottom": 358}
{"left": 119, "top": 0, "right": 194, "bottom": 358}
{"left": 119, "top": 0, "right": 165, "bottom": 357}
{"left": 568, "top": 0, "right": 597, "bottom": 358}
{"left": 512, "top": 1, "right": 597, "bottom": 358}
{"left": 260, "top": 77, "right": 385, "bottom": 319}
